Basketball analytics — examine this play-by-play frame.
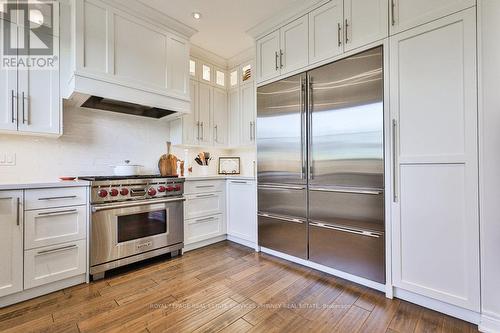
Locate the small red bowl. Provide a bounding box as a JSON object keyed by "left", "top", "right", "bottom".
{"left": 59, "top": 177, "right": 76, "bottom": 181}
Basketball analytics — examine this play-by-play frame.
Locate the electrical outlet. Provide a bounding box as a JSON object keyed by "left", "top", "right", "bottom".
{"left": 0, "top": 153, "right": 16, "bottom": 166}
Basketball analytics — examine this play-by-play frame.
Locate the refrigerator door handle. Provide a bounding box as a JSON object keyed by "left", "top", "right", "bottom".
{"left": 309, "top": 187, "right": 383, "bottom": 195}
{"left": 258, "top": 213, "right": 305, "bottom": 224}
{"left": 300, "top": 76, "right": 307, "bottom": 180}
{"left": 309, "top": 221, "right": 382, "bottom": 238}
{"left": 258, "top": 184, "right": 306, "bottom": 190}
{"left": 307, "top": 76, "right": 313, "bottom": 180}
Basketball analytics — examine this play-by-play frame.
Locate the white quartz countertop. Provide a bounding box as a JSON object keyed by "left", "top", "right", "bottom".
{"left": 183, "top": 175, "right": 256, "bottom": 181}
{"left": 0, "top": 180, "right": 91, "bottom": 190}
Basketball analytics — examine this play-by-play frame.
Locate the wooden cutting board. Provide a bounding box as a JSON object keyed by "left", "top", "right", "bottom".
{"left": 158, "top": 142, "right": 178, "bottom": 176}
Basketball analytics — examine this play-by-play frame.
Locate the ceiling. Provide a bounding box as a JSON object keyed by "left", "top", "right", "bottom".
{"left": 138, "top": 0, "right": 316, "bottom": 60}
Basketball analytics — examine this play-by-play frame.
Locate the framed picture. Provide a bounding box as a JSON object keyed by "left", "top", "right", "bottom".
{"left": 218, "top": 157, "right": 240, "bottom": 175}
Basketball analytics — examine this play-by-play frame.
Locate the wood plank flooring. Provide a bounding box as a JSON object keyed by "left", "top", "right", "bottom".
{"left": 0, "top": 241, "right": 479, "bottom": 333}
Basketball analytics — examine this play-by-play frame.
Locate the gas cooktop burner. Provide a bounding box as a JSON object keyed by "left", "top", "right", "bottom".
{"left": 78, "top": 175, "right": 179, "bottom": 181}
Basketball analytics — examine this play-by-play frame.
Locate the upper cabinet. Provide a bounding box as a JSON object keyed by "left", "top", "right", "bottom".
{"left": 62, "top": 0, "right": 192, "bottom": 114}
{"left": 256, "top": 0, "right": 389, "bottom": 83}
{"left": 390, "top": 0, "right": 476, "bottom": 34}
{"left": 344, "top": 0, "right": 388, "bottom": 52}
{"left": 0, "top": 2, "right": 61, "bottom": 136}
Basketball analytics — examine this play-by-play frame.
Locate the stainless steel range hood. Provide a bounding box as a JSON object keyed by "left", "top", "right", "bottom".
{"left": 80, "top": 96, "right": 177, "bottom": 119}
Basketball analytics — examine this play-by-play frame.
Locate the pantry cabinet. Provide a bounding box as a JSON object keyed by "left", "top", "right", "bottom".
{"left": 390, "top": 8, "right": 480, "bottom": 311}
{"left": 390, "top": 0, "right": 475, "bottom": 35}
{"left": 0, "top": 191, "right": 23, "bottom": 298}
{"left": 0, "top": 16, "right": 61, "bottom": 135}
{"left": 239, "top": 83, "right": 256, "bottom": 146}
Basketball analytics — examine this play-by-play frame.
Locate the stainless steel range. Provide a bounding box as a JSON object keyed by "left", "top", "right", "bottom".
{"left": 80, "top": 175, "right": 185, "bottom": 280}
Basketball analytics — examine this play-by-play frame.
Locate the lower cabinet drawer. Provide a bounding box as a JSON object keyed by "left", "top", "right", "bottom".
{"left": 24, "top": 239, "right": 86, "bottom": 289}
{"left": 185, "top": 214, "right": 223, "bottom": 244}
{"left": 184, "top": 180, "right": 224, "bottom": 195}
{"left": 25, "top": 206, "right": 87, "bottom": 250}
{"left": 185, "top": 192, "right": 224, "bottom": 219}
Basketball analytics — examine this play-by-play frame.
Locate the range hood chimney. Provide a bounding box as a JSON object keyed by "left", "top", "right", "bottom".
{"left": 80, "top": 96, "right": 177, "bottom": 119}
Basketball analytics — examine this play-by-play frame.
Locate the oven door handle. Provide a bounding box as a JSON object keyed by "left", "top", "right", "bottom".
{"left": 92, "top": 197, "right": 185, "bottom": 212}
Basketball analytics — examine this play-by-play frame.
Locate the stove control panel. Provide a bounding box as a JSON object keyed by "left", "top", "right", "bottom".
{"left": 90, "top": 178, "right": 184, "bottom": 204}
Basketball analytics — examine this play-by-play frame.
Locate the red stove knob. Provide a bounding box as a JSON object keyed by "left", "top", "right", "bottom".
{"left": 120, "top": 188, "right": 129, "bottom": 196}
{"left": 166, "top": 186, "right": 174, "bottom": 192}
{"left": 148, "top": 188, "right": 157, "bottom": 196}
{"left": 174, "top": 185, "right": 181, "bottom": 191}
{"left": 97, "top": 189, "right": 108, "bottom": 198}
{"left": 110, "top": 189, "right": 119, "bottom": 197}
{"left": 158, "top": 186, "right": 166, "bottom": 193}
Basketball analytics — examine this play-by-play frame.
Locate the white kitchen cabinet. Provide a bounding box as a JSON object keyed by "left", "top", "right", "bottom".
{"left": 344, "top": 0, "right": 388, "bottom": 52}
{"left": 24, "top": 239, "right": 87, "bottom": 290}
{"left": 182, "top": 79, "right": 199, "bottom": 145}
{"left": 212, "top": 87, "right": 228, "bottom": 146}
{"left": 0, "top": 191, "right": 23, "bottom": 298}
{"left": 184, "top": 180, "right": 226, "bottom": 248}
{"left": 256, "top": 30, "right": 280, "bottom": 82}
{"left": 390, "top": 0, "right": 475, "bottom": 35}
{"left": 309, "top": 1, "right": 344, "bottom": 65}
{"left": 391, "top": 9, "right": 479, "bottom": 310}
{"left": 280, "top": 16, "right": 309, "bottom": 75}
{"left": 227, "top": 180, "right": 257, "bottom": 244}
{"left": 0, "top": 17, "right": 61, "bottom": 135}
{"left": 239, "top": 83, "right": 256, "bottom": 146}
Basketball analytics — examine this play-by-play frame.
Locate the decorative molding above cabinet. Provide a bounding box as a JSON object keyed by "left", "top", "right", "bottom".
{"left": 61, "top": 0, "right": 193, "bottom": 116}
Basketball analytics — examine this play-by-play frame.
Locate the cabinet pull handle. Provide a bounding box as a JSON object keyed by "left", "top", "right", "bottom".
{"left": 279, "top": 50, "right": 284, "bottom": 69}
{"left": 275, "top": 51, "right": 279, "bottom": 71}
{"left": 195, "top": 194, "right": 215, "bottom": 198}
{"left": 16, "top": 197, "right": 20, "bottom": 226}
{"left": 309, "top": 187, "right": 383, "bottom": 195}
{"left": 37, "top": 208, "right": 78, "bottom": 217}
{"left": 309, "top": 221, "right": 382, "bottom": 238}
{"left": 22, "top": 91, "right": 28, "bottom": 124}
{"left": 345, "top": 19, "right": 349, "bottom": 43}
{"left": 201, "top": 122, "right": 204, "bottom": 141}
{"left": 337, "top": 23, "right": 342, "bottom": 47}
{"left": 391, "top": 0, "right": 396, "bottom": 26}
{"left": 214, "top": 125, "right": 218, "bottom": 143}
{"left": 195, "top": 185, "right": 215, "bottom": 189}
{"left": 231, "top": 181, "right": 248, "bottom": 184}
{"left": 258, "top": 213, "right": 304, "bottom": 224}
{"left": 38, "top": 195, "right": 77, "bottom": 201}
{"left": 392, "top": 119, "right": 398, "bottom": 202}
{"left": 195, "top": 217, "right": 216, "bottom": 223}
{"left": 11, "top": 90, "right": 17, "bottom": 123}
{"left": 37, "top": 244, "right": 78, "bottom": 255}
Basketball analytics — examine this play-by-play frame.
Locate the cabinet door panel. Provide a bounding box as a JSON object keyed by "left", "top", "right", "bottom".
{"left": 0, "top": 191, "right": 23, "bottom": 297}
{"left": 309, "top": 0, "right": 343, "bottom": 64}
{"left": 228, "top": 181, "right": 256, "bottom": 243}
{"left": 82, "top": 0, "right": 108, "bottom": 73}
{"left": 391, "top": 0, "right": 475, "bottom": 34}
{"left": 256, "top": 30, "right": 280, "bottom": 82}
{"left": 344, "top": 0, "right": 388, "bottom": 52}
{"left": 280, "top": 16, "right": 309, "bottom": 75}
{"left": 198, "top": 82, "right": 212, "bottom": 145}
{"left": 391, "top": 10, "right": 479, "bottom": 311}
{"left": 240, "top": 83, "right": 255, "bottom": 146}
{"left": 18, "top": 33, "right": 61, "bottom": 135}
{"left": 182, "top": 79, "right": 198, "bottom": 145}
{"left": 0, "top": 20, "right": 18, "bottom": 131}
{"left": 228, "top": 88, "right": 240, "bottom": 146}
{"left": 212, "top": 88, "right": 228, "bottom": 146}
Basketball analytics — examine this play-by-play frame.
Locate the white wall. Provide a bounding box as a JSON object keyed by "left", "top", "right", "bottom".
{"left": 479, "top": 0, "right": 500, "bottom": 330}
{"left": 0, "top": 100, "right": 172, "bottom": 182}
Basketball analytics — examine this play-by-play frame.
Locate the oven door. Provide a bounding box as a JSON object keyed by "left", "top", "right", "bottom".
{"left": 90, "top": 198, "right": 184, "bottom": 267}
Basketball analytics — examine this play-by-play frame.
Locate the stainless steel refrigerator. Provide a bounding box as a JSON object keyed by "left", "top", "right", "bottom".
{"left": 257, "top": 46, "right": 385, "bottom": 283}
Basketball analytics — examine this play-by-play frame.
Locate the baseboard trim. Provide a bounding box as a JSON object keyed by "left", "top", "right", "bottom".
{"left": 0, "top": 274, "right": 86, "bottom": 308}
{"left": 227, "top": 235, "right": 258, "bottom": 250}
{"left": 480, "top": 313, "right": 500, "bottom": 333}
{"left": 393, "top": 287, "right": 480, "bottom": 325}
{"left": 259, "top": 246, "right": 386, "bottom": 292}
{"left": 183, "top": 235, "right": 228, "bottom": 252}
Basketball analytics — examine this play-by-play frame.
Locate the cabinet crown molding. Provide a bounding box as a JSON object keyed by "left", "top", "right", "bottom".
{"left": 246, "top": 0, "right": 329, "bottom": 39}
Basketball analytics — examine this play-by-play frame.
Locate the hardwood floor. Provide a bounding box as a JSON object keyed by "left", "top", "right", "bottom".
{"left": 0, "top": 241, "right": 479, "bottom": 333}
